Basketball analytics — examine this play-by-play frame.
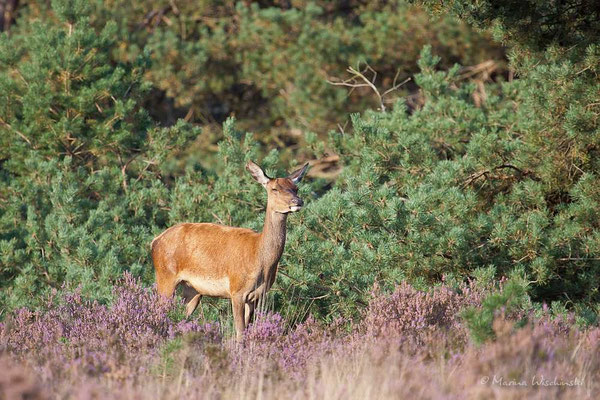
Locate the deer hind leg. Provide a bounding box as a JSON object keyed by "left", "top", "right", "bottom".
{"left": 186, "top": 294, "right": 202, "bottom": 318}
{"left": 181, "top": 283, "right": 202, "bottom": 318}
{"left": 244, "top": 301, "right": 256, "bottom": 327}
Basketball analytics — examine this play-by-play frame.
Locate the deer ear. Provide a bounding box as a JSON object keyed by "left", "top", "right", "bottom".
{"left": 288, "top": 163, "right": 309, "bottom": 184}
{"left": 246, "top": 161, "right": 270, "bottom": 187}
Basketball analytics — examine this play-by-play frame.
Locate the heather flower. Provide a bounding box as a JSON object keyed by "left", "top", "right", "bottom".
{"left": 361, "top": 281, "right": 483, "bottom": 346}
{"left": 0, "top": 273, "right": 215, "bottom": 381}
{"left": 1, "top": 278, "right": 598, "bottom": 399}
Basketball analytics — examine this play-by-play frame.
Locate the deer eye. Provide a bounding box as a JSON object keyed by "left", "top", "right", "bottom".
{"left": 271, "top": 188, "right": 277, "bottom": 192}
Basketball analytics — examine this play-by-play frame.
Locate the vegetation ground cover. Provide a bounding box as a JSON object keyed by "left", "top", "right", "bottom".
{"left": 1, "top": 0, "right": 600, "bottom": 398}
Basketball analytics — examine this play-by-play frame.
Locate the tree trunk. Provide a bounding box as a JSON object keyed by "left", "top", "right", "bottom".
{"left": 0, "top": 0, "right": 19, "bottom": 32}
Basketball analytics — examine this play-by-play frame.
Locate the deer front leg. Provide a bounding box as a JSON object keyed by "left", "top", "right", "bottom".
{"left": 231, "top": 294, "right": 246, "bottom": 341}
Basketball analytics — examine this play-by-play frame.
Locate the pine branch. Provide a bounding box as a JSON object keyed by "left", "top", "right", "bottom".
{"left": 327, "top": 64, "right": 410, "bottom": 111}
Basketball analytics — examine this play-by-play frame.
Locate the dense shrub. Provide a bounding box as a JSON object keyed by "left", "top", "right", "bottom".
{"left": 0, "top": 1, "right": 200, "bottom": 309}
{"left": 279, "top": 42, "right": 600, "bottom": 319}
{"left": 0, "top": 0, "right": 501, "bottom": 315}
{"left": 1, "top": 0, "right": 599, "bottom": 330}
{"left": 11, "top": 0, "right": 504, "bottom": 148}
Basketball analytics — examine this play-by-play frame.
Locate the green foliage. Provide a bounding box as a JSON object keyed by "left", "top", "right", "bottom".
{"left": 156, "top": 336, "right": 184, "bottom": 377}
{"left": 462, "top": 276, "right": 530, "bottom": 344}
{"left": 16, "top": 0, "right": 503, "bottom": 156}
{"left": 421, "top": 0, "right": 600, "bottom": 54}
{"left": 419, "top": 0, "right": 600, "bottom": 309}
{"left": 279, "top": 43, "right": 600, "bottom": 320}
{"left": 0, "top": 1, "right": 200, "bottom": 308}
{"left": 2, "top": 0, "right": 600, "bottom": 328}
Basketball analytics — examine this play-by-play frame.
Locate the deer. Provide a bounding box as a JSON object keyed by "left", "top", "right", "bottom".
{"left": 151, "top": 160, "right": 309, "bottom": 340}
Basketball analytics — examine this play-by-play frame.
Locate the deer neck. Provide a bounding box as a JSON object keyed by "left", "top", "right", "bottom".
{"left": 258, "top": 206, "right": 288, "bottom": 269}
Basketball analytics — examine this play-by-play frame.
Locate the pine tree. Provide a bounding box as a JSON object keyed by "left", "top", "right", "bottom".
{"left": 0, "top": 0, "right": 199, "bottom": 309}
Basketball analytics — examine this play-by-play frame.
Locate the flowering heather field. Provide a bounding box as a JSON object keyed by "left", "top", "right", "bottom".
{"left": 0, "top": 275, "right": 598, "bottom": 400}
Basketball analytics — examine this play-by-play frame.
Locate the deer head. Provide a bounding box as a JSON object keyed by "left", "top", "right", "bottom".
{"left": 246, "top": 161, "right": 309, "bottom": 214}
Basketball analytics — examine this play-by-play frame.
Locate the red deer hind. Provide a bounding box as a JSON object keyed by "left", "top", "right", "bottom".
{"left": 151, "top": 161, "right": 309, "bottom": 339}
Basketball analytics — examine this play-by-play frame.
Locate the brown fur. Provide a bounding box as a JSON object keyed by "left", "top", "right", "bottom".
{"left": 151, "top": 161, "right": 308, "bottom": 340}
